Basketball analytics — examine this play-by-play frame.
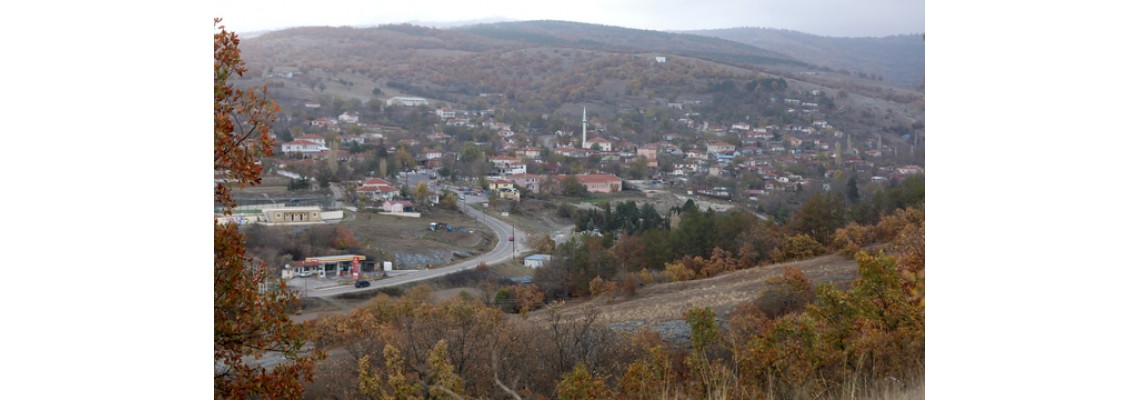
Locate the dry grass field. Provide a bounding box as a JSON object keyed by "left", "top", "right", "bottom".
{"left": 528, "top": 253, "right": 860, "bottom": 326}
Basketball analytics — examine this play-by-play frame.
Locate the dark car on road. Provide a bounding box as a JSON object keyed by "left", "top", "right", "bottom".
{"left": 354, "top": 280, "right": 371, "bottom": 288}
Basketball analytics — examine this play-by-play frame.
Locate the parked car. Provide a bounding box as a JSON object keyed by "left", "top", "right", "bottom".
{"left": 354, "top": 280, "right": 371, "bottom": 288}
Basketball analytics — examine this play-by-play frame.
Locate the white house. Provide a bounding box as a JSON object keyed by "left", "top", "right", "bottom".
{"left": 338, "top": 112, "right": 360, "bottom": 124}
{"left": 295, "top": 134, "right": 327, "bottom": 147}
{"left": 435, "top": 108, "right": 456, "bottom": 119}
{"left": 706, "top": 141, "right": 736, "bottom": 153}
{"left": 524, "top": 254, "right": 552, "bottom": 268}
{"left": 489, "top": 157, "right": 527, "bottom": 175}
{"left": 583, "top": 137, "right": 612, "bottom": 151}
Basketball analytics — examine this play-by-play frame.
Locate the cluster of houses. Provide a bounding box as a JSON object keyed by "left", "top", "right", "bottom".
{"left": 275, "top": 92, "right": 921, "bottom": 204}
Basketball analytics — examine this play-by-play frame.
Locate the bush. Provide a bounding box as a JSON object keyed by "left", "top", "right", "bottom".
{"left": 756, "top": 267, "right": 816, "bottom": 319}
{"left": 287, "top": 178, "right": 311, "bottom": 191}
{"left": 770, "top": 234, "right": 825, "bottom": 263}
{"left": 663, "top": 261, "right": 696, "bottom": 282}
{"left": 621, "top": 274, "right": 641, "bottom": 296}
{"left": 832, "top": 222, "right": 874, "bottom": 257}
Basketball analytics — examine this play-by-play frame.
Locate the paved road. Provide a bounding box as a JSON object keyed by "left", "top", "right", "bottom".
{"left": 311, "top": 186, "right": 528, "bottom": 297}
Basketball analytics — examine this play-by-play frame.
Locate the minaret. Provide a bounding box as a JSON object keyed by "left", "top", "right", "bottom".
{"left": 581, "top": 107, "right": 588, "bottom": 149}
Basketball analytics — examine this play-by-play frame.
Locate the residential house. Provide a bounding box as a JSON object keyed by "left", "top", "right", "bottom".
{"left": 489, "top": 157, "right": 526, "bottom": 175}
{"left": 358, "top": 178, "right": 398, "bottom": 201}
{"left": 583, "top": 137, "right": 612, "bottom": 151}
{"left": 517, "top": 147, "right": 542, "bottom": 159}
{"left": 739, "top": 146, "right": 761, "bottom": 155}
{"left": 309, "top": 118, "right": 338, "bottom": 130}
{"left": 358, "top": 185, "right": 399, "bottom": 202}
{"left": 489, "top": 179, "right": 515, "bottom": 191}
{"left": 637, "top": 144, "right": 659, "bottom": 168}
{"left": 706, "top": 141, "right": 736, "bottom": 154}
{"left": 382, "top": 200, "right": 414, "bottom": 213}
{"left": 435, "top": 107, "right": 456, "bottom": 119}
{"left": 715, "top": 150, "right": 737, "bottom": 163}
{"left": 507, "top": 174, "right": 544, "bottom": 192}
{"left": 295, "top": 134, "right": 327, "bottom": 147}
{"left": 318, "top": 149, "right": 350, "bottom": 162}
{"left": 423, "top": 148, "right": 443, "bottom": 160}
{"left": 338, "top": 112, "right": 360, "bottom": 124}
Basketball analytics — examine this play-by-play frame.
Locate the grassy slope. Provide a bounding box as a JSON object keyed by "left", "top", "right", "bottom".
{"left": 527, "top": 253, "right": 860, "bottom": 325}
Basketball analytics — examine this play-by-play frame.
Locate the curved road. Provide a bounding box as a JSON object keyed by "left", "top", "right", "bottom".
{"left": 311, "top": 188, "right": 529, "bottom": 297}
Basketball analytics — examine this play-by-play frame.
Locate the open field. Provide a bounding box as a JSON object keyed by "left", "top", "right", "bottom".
{"left": 341, "top": 207, "right": 491, "bottom": 268}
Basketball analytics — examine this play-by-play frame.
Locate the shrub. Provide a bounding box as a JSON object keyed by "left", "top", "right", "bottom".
{"left": 770, "top": 234, "right": 825, "bottom": 262}
{"left": 756, "top": 267, "right": 816, "bottom": 319}
{"left": 621, "top": 274, "right": 641, "bottom": 296}
{"left": 663, "top": 261, "right": 695, "bottom": 282}
{"left": 832, "top": 222, "right": 874, "bottom": 257}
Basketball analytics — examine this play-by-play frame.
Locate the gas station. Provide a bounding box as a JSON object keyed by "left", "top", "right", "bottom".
{"left": 282, "top": 254, "right": 379, "bottom": 280}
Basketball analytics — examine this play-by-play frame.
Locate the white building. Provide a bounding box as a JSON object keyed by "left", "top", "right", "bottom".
{"left": 524, "top": 254, "right": 552, "bottom": 268}
{"left": 387, "top": 96, "right": 429, "bottom": 107}
{"left": 338, "top": 112, "right": 359, "bottom": 124}
{"left": 489, "top": 157, "right": 527, "bottom": 175}
{"left": 281, "top": 140, "right": 327, "bottom": 155}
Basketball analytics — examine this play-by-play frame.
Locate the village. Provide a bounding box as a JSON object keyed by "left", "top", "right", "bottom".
{"left": 268, "top": 88, "right": 923, "bottom": 202}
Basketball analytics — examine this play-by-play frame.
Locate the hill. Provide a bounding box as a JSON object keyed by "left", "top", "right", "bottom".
{"left": 453, "top": 20, "right": 807, "bottom": 68}
{"left": 682, "top": 27, "right": 925, "bottom": 87}
{"left": 237, "top": 21, "right": 923, "bottom": 145}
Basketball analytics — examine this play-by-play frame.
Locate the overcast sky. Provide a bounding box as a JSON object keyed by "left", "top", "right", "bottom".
{"left": 214, "top": 0, "right": 923, "bottom": 37}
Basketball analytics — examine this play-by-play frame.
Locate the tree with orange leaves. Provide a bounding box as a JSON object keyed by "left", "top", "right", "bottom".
{"left": 214, "top": 18, "right": 322, "bottom": 399}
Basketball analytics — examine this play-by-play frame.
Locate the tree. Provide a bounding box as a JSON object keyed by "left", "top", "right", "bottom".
{"left": 413, "top": 181, "right": 430, "bottom": 206}
{"left": 790, "top": 191, "right": 847, "bottom": 245}
{"left": 562, "top": 175, "right": 588, "bottom": 197}
{"left": 846, "top": 176, "right": 860, "bottom": 203}
{"left": 215, "top": 19, "right": 322, "bottom": 399}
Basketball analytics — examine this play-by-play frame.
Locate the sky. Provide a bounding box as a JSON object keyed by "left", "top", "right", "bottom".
{"left": 214, "top": 0, "right": 924, "bottom": 37}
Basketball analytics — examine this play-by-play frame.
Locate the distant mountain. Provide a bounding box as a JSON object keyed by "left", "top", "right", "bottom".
{"left": 403, "top": 17, "right": 515, "bottom": 29}
{"left": 681, "top": 28, "right": 924, "bottom": 87}
{"left": 453, "top": 20, "right": 807, "bottom": 68}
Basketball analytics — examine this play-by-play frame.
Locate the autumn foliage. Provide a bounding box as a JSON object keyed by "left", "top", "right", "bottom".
{"left": 214, "top": 19, "right": 322, "bottom": 399}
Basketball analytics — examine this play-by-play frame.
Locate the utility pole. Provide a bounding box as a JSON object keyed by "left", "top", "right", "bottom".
{"left": 511, "top": 224, "right": 516, "bottom": 259}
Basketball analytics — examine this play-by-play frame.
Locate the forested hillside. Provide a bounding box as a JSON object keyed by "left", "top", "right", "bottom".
{"left": 683, "top": 28, "right": 925, "bottom": 87}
